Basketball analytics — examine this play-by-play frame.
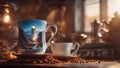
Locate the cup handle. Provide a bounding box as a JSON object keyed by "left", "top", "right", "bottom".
{"left": 46, "top": 24, "right": 57, "bottom": 45}
{"left": 71, "top": 42, "right": 80, "bottom": 56}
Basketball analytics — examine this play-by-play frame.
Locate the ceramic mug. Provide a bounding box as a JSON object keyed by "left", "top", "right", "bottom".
{"left": 17, "top": 19, "right": 57, "bottom": 54}
{"left": 51, "top": 42, "right": 80, "bottom": 56}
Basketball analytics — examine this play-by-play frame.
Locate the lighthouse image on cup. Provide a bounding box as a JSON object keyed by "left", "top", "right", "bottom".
{"left": 17, "top": 21, "right": 44, "bottom": 52}
{"left": 31, "top": 24, "right": 36, "bottom": 42}
{"left": 17, "top": 20, "right": 57, "bottom": 54}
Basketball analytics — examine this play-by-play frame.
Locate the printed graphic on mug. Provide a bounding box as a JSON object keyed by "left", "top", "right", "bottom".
{"left": 17, "top": 20, "right": 57, "bottom": 54}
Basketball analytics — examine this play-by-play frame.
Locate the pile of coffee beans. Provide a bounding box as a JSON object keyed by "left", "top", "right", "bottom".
{"left": 7, "top": 55, "right": 96, "bottom": 64}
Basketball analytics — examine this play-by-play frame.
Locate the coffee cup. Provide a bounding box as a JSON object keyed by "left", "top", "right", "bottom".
{"left": 50, "top": 42, "right": 80, "bottom": 56}
{"left": 17, "top": 19, "right": 57, "bottom": 54}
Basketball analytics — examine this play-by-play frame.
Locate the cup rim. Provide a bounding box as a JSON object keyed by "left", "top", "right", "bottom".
{"left": 52, "top": 42, "right": 73, "bottom": 44}
{"left": 18, "top": 19, "right": 47, "bottom": 25}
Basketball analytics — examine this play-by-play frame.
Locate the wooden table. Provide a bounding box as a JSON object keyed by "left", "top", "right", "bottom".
{"left": 0, "top": 61, "right": 120, "bottom": 68}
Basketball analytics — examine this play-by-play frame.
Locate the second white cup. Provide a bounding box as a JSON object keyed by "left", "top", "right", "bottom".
{"left": 50, "top": 42, "right": 80, "bottom": 56}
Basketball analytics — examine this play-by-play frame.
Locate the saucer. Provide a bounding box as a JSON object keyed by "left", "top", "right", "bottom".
{"left": 13, "top": 53, "right": 51, "bottom": 58}
{"left": 51, "top": 54, "right": 78, "bottom": 57}
{"left": 14, "top": 53, "right": 78, "bottom": 58}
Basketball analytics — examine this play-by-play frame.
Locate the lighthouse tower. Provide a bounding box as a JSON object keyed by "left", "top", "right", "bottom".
{"left": 31, "top": 24, "right": 36, "bottom": 42}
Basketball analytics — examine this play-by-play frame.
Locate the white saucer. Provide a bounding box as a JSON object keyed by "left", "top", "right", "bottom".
{"left": 14, "top": 53, "right": 78, "bottom": 58}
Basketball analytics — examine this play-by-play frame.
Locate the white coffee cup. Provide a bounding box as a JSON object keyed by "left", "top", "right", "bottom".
{"left": 50, "top": 42, "right": 80, "bottom": 56}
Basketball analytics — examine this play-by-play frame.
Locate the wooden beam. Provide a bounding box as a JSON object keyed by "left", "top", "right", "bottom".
{"left": 74, "top": 0, "right": 85, "bottom": 32}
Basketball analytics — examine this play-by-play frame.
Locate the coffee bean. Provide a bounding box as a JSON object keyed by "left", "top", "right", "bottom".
{"left": 7, "top": 55, "right": 97, "bottom": 64}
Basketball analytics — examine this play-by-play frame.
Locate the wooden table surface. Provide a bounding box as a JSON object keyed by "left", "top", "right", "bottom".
{"left": 0, "top": 61, "right": 120, "bottom": 68}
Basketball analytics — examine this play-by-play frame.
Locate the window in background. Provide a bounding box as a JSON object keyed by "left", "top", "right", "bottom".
{"left": 85, "top": 0, "right": 100, "bottom": 32}
{"left": 108, "top": 0, "right": 120, "bottom": 21}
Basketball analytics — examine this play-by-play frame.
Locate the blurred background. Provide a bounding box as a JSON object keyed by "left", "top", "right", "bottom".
{"left": 1, "top": 0, "right": 120, "bottom": 59}
{"left": 0, "top": 0, "right": 108, "bottom": 40}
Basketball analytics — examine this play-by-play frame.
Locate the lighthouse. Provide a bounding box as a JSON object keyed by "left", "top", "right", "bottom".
{"left": 31, "top": 24, "right": 36, "bottom": 42}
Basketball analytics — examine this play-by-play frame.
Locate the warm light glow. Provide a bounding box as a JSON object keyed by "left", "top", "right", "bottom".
{"left": 32, "top": 37, "right": 36, "bottom": 42}
{"left": 98, "top": 32, "right": 102, "bottom": 37}
{"left": 32, "top": 25, "right": 35, "bottom": 29}
{"left": 108, "top": 0, "right": 120, "bottom": 18}
{"left": 80, "top": 34, "right": 88, "bottom": 38}
{"left": 102, "top": 28, "right": 109, "bottom": 32}
{"left": 2, "top": 8, "right": 11, "bottom": 23}
{"left": 5, "top": 8, "right": 10, "bottom": 13}
{"left": 51, "top": 41, "right": 55, "bottom": 43}
{"left": 3, "top": 14, "right": 10, "bottom": 23}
